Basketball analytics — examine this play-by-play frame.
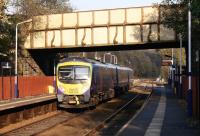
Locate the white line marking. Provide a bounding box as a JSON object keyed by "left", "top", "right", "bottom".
{"left": 144, "top": 90, "right": 166, "bottom": 136}
{"left": 0, "top": 95, "right": 56, "bottom": 108}
{"left": 116, "top": 92, "right": 152, "bottom": 136}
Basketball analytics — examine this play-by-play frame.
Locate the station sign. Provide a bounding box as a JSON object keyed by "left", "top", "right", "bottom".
{"left": 1, "top": 62, "right": 11, "bottom": 69}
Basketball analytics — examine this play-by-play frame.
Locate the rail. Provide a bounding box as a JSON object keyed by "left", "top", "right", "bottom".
{"left": 84, "top": 94, "right": 140, "bottom": 136}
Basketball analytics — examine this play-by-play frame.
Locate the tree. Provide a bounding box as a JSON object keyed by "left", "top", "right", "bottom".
{"left": 0, "top": 0, "right": 6, "bottom": 19}
{"left": 160, "top": 0, "right": 200, "bottom": 74}
{"left": 0, "top": 0, "right": 73, "bottom": 75}
{"left": 0, "top": 0, "right": 14, "bottom": 60}
{"left": 112, "top": 50, "right": 161, "bottom": 78}
{"left": 14, "top": 0, "right": 72, "bottom": 19}
{"left": 11, "top": 0, "right": 73, "bottom": 75}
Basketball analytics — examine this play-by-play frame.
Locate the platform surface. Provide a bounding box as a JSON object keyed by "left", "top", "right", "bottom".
{"left": 117, "top": 86, "right": 200, "bottom": 136}
{"left": 0, "top": 94, "right": 56, "bottom": 112}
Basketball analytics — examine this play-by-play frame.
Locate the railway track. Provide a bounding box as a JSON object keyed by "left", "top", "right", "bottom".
{"left": 2, "top": 110, "right": 83, "bottom": 136}
{"left": 35, "top": 92, "right": 140, "bottom": 136}
{"left": 84, "top": 86, "right": 152, "bottom": 136}
{"left": 2, "top": 81, "right": 152, "bottom": 136}
{"left": 37, "top": 85, "right": 151, "bottom": 136}
{"left": 84, "top": 94, "right": 142, "bottom": 136}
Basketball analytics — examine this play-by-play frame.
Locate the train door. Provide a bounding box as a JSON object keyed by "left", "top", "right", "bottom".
{"left": 115, "top": 67, "right": 120, "bottom": 96}
{"left": 90, "top": 66, "right": 100, "bottom": 105}
{"left": 116, "top": 67, "right": 119, "bottom": 87}
{"left": 95, "top": 67, "right": 101, "bottom": 93}
{"left": 91, "top": 67, "right": 97, "bottom": 95}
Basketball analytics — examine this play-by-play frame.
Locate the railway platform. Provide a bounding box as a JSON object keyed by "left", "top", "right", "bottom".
{"left": 0, "top": 94, "right": 56, "bottom": 112}
{"left": 117, "top": 86, "right": 200, "bottom": 136}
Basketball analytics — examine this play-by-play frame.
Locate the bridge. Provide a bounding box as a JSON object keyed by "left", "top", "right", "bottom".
{"left": 24, "top": 6, "right": 179, "bottom": 52}
{"left": 0, "top": 5, "right": 199, "bottom": 135}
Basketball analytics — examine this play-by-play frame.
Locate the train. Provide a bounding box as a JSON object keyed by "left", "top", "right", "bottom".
{"left": 56, "top": 57, "right": 133, "bottom": 108}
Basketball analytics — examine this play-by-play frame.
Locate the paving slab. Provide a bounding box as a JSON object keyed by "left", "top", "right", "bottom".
{"left": 117, "top": 86, "right": 200, "bottom": 136}
{"left": 0, "top": 94, "right": 56, "bottom": 112}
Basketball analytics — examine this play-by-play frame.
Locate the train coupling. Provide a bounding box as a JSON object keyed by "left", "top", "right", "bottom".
{"left": 68, "top": 96, "right": 80, "bottom": 105}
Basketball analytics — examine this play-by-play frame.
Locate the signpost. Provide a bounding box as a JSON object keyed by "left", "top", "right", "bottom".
{"left": 1, "top": 62, "right": 12, "bottom": 99}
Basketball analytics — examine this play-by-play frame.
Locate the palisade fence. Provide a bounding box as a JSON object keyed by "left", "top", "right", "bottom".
{"left": 0, "top": 76, "right": 54, "bottom": 100}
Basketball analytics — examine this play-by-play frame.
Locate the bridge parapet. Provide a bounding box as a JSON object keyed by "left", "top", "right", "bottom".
{"left": 24, "top": 6, "right": 176, "bottom": 49}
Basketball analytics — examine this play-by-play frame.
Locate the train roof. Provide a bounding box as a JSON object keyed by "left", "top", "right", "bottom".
{"left": 59, "top": 57, "right": 133, "bottom": 71}
{"left": 59, "top": 57, "right": 104, "bottom": 64}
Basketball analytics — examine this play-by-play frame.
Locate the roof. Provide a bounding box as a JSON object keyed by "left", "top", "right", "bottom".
{"left": 59, "top": 57, "right": 133, "bottom": 71}
{"left": 59, "top": 57, "right": 104, "bottom": 64}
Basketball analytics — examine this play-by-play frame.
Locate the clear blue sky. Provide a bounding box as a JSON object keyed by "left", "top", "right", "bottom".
{"left": 69, "top": 0, "right": 163, "bottom": 11}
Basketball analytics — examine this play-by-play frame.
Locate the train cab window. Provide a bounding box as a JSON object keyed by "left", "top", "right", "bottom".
{"left": 58, "top": 66, "right": 90, "bottom": 83}
{"left": 58, "top": 67, "right": 74, "bottom": 80}
{"left": 74, "top": 67, "right": 90, "bottom": 80}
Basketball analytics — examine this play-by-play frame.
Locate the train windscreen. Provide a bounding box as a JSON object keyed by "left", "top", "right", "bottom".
{"left": 58, "top": 66, "right": 90, "bottom": 83}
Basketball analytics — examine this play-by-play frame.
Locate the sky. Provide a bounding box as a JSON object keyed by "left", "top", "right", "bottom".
{"left": 69, "top": 0, "right": 163, "bottom": 11}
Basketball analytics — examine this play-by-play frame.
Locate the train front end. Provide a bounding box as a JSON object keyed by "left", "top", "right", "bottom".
{"left": 56, "top": 61, "right": 92, "bottom": 108}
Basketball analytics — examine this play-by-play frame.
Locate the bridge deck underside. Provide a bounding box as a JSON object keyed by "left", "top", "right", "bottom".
{"left": 28, "top": 41, "right": 185, "bottom": 54}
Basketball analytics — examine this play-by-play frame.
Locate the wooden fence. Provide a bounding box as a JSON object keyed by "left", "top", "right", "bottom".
{"left": 0, "top": 76, "right": 54, "bottom": 100}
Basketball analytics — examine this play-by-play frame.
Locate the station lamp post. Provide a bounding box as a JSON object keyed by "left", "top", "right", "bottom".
{"left": 187, "top": 0, "right": 192, "bottom": 117}
{"left": 14, "top": 19, "right": 32, "bottom": 98}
